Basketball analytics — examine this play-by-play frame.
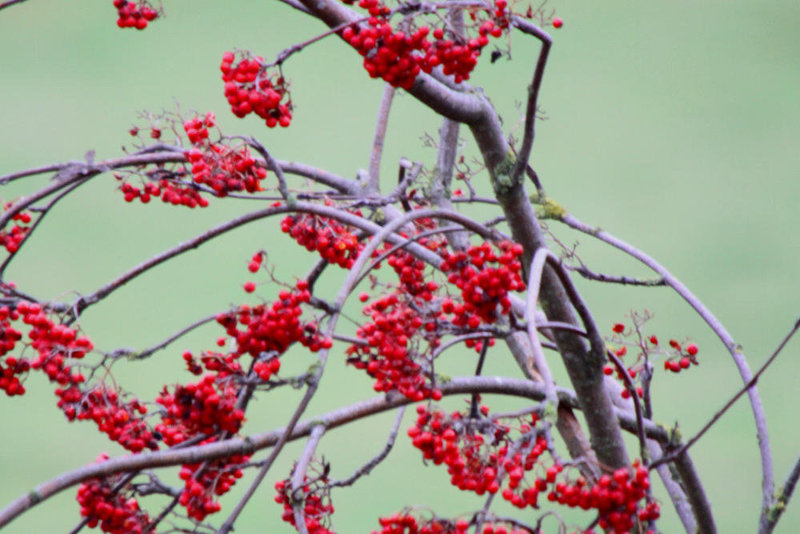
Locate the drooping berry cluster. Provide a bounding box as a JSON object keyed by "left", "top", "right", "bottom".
{"left": 60, "top": 385, "right": 157, "bottom": 453}
{"left": 117, "top": 173, "right": 210, "bottom": 208}
{"left": 440, "top": 241, "right": 525, "bottom": 326}
{"left": 408, "top": 405, "right": 550, "bottom": 501}
{"left": 347, "top": 293, "right": 442, "bottom": 401}
{"left": 341, "top": 0, "right": 508, "bottom": 88}
{"left": 112, "top": 0, "right": 158, "bottom": 30}
{"left": 0, "top": 305, "right": 26, "bottom": 396}
{"left": 281, "top": 213, "right": 364, "bottom": 269}
{"left": 0, "top": 204, "right": 32, "bottom": 254}
{"left": 221, "top": 51, "right": 293, "bottom": 127}
{"left": 546, "top": 460, "right": 659, "bottom": 533}
{"left": 216, "top": 279, "right": 332, "bottom": 358}
{"left": 76, "top": 454, "right": 151, "bottom": 534}
{"left": 274, "top": 471, "right": 335, "bottom": 534}
{"left": 373, "top": 512, "right": 526, "bottom": 534}
{"left": 178, "top": 442, "right": 250, "bottom": 521}
{"left": 384, "top": 238, "right": 445, "bottom": 297}
{"left": 154, "top": 374, "right": 244, "bottom": 446}
{"left": 183, "top": 112, "right": 269, "bottom": 196}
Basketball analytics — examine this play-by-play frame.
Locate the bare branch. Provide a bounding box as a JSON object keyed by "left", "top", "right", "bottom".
{"left": 651, "top": 318, "right": 800, "bottom": 472}
{"left": 366, "top": 84, "right": 396, "bottom": 194}
{"left": 291, "top": 424, "right": 327, "bottom": 534}
{"left": 561, "top": 213, "right": 775, "bottom": 512}
{"left": 509, "top": 17, "right": 552, "bottom": 185}
{"left": 0, "top": 375, "right": 670, "bottom": 530}
{"left": 765, "top": 452, "right": 800, "bottom": 533}
{"left": 0, "top": 0, "right": 27, "bottom": 13}
{"left": 329, "top": 406, "right": 406, "bottom": 488}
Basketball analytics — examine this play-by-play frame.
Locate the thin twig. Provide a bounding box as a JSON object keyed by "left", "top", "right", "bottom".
{"left": 566, "top": 264, "right": 666, "bottom": 287}
{"left": 765, "top": 451, "right": 800, "bottom": 533}
{"left": 525, "top": 248, "right": 561, "bottom": 410}
{"left": 291, "top": 425, "right": 327, "bottom": 534}
{"left": 0, "top": 177, "right": 87, "bottom": 276}
{"left": 606, "top": 350, "right": 648, "bottom": 464}
{"left": 130, "top": 312, "right": 219, "bottom": 360}
{"left": 0, "top": 0, "right": 27, "bottom": 13}
{"left": 245, "top": 138, "right": 291, "bottom": 201}
{"left": 329, "top": 406, "right": 406, "bottom": 488}
{"left": 509, "top": 17, "right": 551, "bottom": 185}
{"left": 651, "top": 317, "right": 800, "bottom": 470}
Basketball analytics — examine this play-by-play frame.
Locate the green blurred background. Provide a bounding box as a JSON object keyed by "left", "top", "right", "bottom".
{"left": 0, "top": 0, "right": 798, "bottom": 532}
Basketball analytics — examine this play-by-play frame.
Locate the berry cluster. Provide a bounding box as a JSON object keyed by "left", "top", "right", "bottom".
{"left": 221, "top": 51, "right": 293, "bottom": 127}
{"left": 0, "top": 305, "right": 25, "bottom": 396}
{"left": 546, "top": 460, "right": 659, "bottom": 533}
{"left": 408, "top": 405, "right": 551, "bottom": 501}
{"left": 18, "top": 302, "right": 94, "bottom": 423}
{"left": 112, "top": 0, "right": 158, "bottom": 30}
{"left": 281, "top": 213, "right": 364, "bottom": 269}
{"left": 216, "top": 279, "right": 332, "bottom": 359}
{"left": 155, "top": 374, "right": 244, "bottom": 446}
{"left": 374, "top": 513, "right": 525, "bottom": 534}
{"left": 0, "top": 205, "right": 33, "bottom": 254}
{"left": 384, "top": 237, "right": 445, "bottom": 297}
{"left": 604, "top": 321, "right": 701, "bottom": 400}
{"left": 274, "top": 475, "right": 335, "bottom": 534}
{"left": 184, "top": 112, "right": 269, "bottom": 196}
{"left": 341, "top": 0, "right": 508, "bottom": 88}
{"left": 178, "top": 443, "right": 250, "bottom": 521}
{"left": 60, "top": 385, "right": 157, "bottom": 453}
{"left": 440, "top": 241, "right": 525, "bottom": 326}
{"left": 347, "top": 293, "right": 441, "bottom": 401}
{"left": 117, "top": 175, "right": 210, "bottom": 208}
{"left": 76, "top": 455, "right": 151, "bottom": 534}
{"left": 0, "top": 301, "right": 96, "bottom": 413}
{"left": 663, "top": 339, "right": 699, "bottom": 374}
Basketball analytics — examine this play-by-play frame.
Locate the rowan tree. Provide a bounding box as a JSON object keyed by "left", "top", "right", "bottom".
{"left": 0, "top": 1, "right": 798, "bottom": 534}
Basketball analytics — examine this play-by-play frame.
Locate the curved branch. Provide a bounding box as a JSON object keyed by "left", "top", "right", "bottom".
{"left": 560, "top": 213, "right": 774, "bottom": 517}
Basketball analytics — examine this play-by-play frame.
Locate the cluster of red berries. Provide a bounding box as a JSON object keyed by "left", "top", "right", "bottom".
{"left": 274, "top": 477, "right": 335, "bottom": 534}
{"left": 408, "top": 405, "right": 551, "bottom": 504}
{"left": 154, "top": 374, "right": 244, "bottom": 446}
{"left": 281, "top": 213, "right": 364, "bottom": 269}
{"left": 0, "top": 205, "right": 32, "bottom": 254}
{"left": 374, "top": 513, "right": 525, "bottom": 534}
{"left": 221, "top": 51, "right": 293, "bottom": 128}
{"left": 546, "top": 460, "right": 659, "bottom": 533}
{"left": 118, "top": 176, "right": 210, "bottom": 208}
{"left": 440, "top": 241, "right": 525, "bottom": 326}
{"left": 76, "top": 455, "right": 151, "bottom": 534}
{"left": 342, "top": 0, "right": 508, "bottom": 88}
{"left": 178, "top": 443, "right": 250, "bottom": 521}
{"left": 184, "top": 112, "right": 269, "bottom": 196}
{"left": 663, "top": 339, "right": 699, "bottom": 373}
{"left": 0, "top": 305, "right": 25, "bottom": 396}
{"left": 383, "top": 237, "right": 445, "bottom": 297}
{"left": 18, "top": 303, "right": 93, "bottom": 422}
{"left": 347, "top": 293, "right": 442, "bottom": 401}
{"left": 216, "top": 279, "right": 332, "bottom": 359}
{"left": 60, "top": 385, "right": 157, "bottom": 453}
{"left": 112, "top": 0, "right": 158, "bottom": 30}
{"left": 604, "top": 323, "right": 700, "bottom": 400}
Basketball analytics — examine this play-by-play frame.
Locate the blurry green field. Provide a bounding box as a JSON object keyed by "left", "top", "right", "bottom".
{"left": 0, "top": 0, "right": 798, "bottom": 532}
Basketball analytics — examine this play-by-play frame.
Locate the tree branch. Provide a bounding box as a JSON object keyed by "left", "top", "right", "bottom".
{"left": 560, "top": 213, "right": 775, "bottom": 513}
{"left": 0, "top": 375, "right": 669, "bottom": 530}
